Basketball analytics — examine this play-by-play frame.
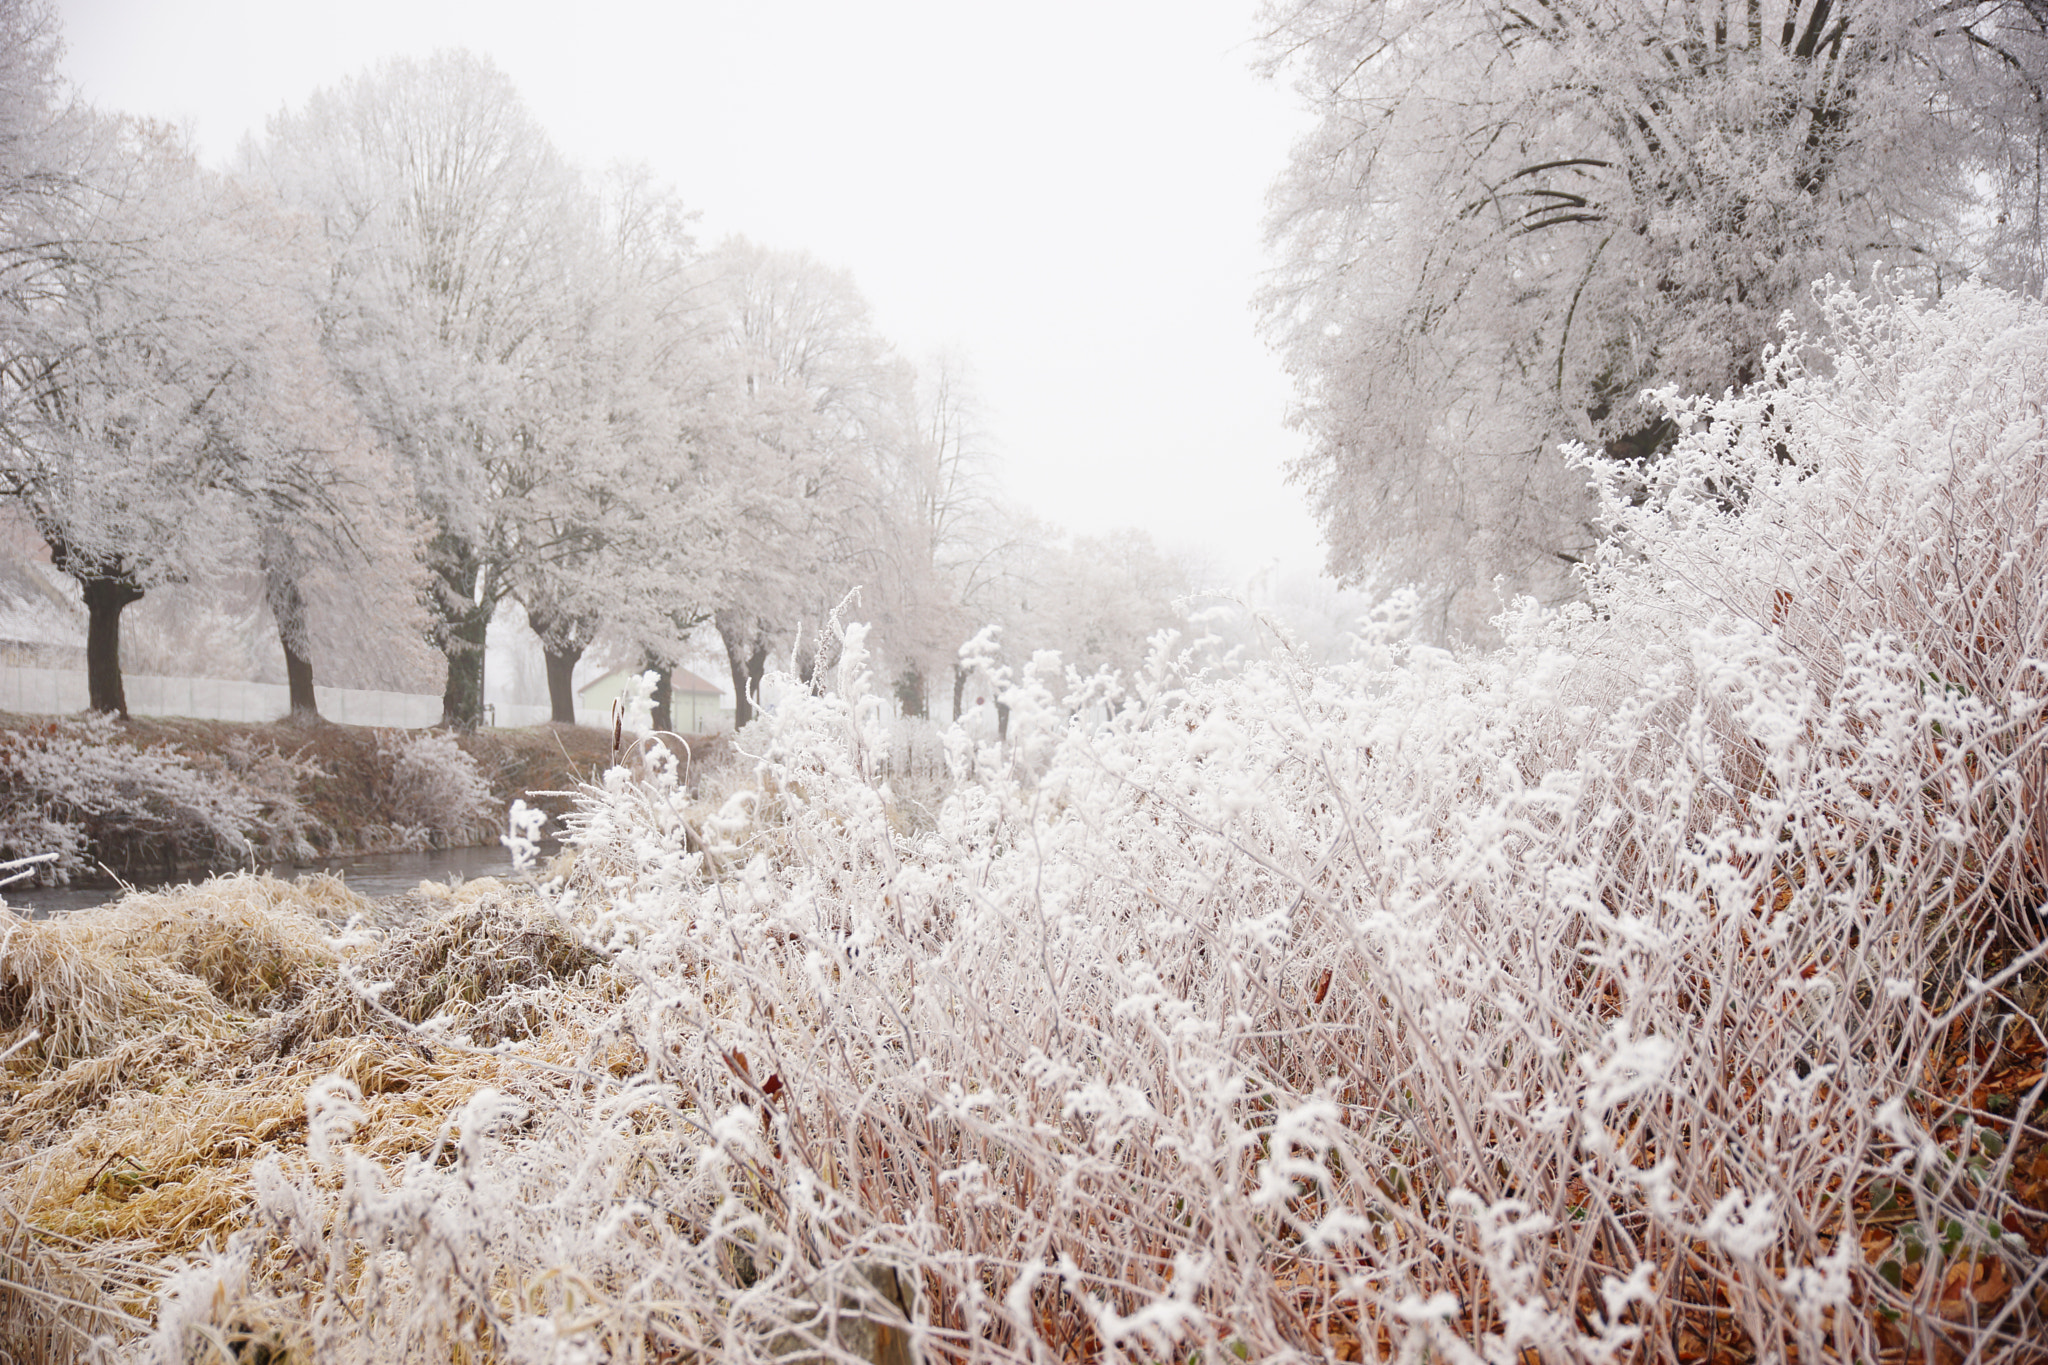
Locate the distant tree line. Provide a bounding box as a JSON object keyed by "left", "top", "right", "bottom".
{"left": 0, "top": 3, "right": 1192, "bottom": 727}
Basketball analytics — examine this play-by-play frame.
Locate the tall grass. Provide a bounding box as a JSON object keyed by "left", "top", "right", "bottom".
{"left": 101, "top": 283, "right": 2048, "bottom": 1362}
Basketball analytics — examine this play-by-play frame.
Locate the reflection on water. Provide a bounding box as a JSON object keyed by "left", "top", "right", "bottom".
{"left": 3, "top": 843, "right": 535, "bottom": 920}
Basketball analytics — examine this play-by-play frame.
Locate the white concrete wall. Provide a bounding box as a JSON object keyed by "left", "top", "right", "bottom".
{"left": 487, "top": 700, "right": 730, "bottom": 731}
{"left": 0, "top": 666, "right": 733, "bottom": 730}
{"left": 0, "top": 665, "right": 440, "bottom": 727}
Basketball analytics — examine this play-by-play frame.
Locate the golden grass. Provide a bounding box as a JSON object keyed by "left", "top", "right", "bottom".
{"left": 0, "top": 909, "right": 235, "bottom": 1074}
{"left": 254, "top": 877, "right": 604, "bottom": 1058}
{"left": 58, "top": 871, "right": 354, "bottom": 1009}
{"left": 0, "top": 870, "right": 612, "bottom": 1363}
{"left": 12, "top": 1031, "right": 521, "bottom": 1248}
{"left": 0, "top": 873, "right": 359, "bottom": 1079}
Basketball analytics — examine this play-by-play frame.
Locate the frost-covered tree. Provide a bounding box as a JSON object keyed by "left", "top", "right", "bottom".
{"left": 249, "top": 50, "right": 585, "bottom": 727}
{"left": 1259, "top": 0, "right": 2048, "bottom": 634}
{"left": 862, "top": 352, "right": 1012, "bottom": 718}
{"left": 704, "top": 240, "right": 896, "bottom": 725}
{"left": 0, "top": 109, "right": 383, "bottom": 716}
{"left": 1030, "top": 527, "right": 1192, "bottom": 679}
{"left": 187, "top": 176, "right": 434, "bottom": 719}
{"left": 509, "top": 169, "right": 725, "bottom": 725}
{"left": 0, "top": 0, "right": 88, "bottom": 405}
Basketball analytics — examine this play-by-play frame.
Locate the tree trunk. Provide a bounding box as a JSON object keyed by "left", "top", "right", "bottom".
{"left": 273, "top": 576, "right": 320, "bottom": 718}
{"left": 725, "top": 648, "right": 753, "bottom": 728}
{"left": 643, "top": 653, "right": 674, "bottom": 733}
{"left": 743, "top": 641, "right": 767, "bottom": 725}
{"left": 283, "top": 644, "right": 318, "bottom": 719}
{"left": 717, "top": 611, "right": 772, "bottom": 729}
{"left": 440, "top": 609, "right": 490, "bottom": 729}
{"left": 262, "top": 535, "right": 321, "bottom": 720}
{"left": 894, "top": 663, "right": 926, "bottom": 719}
{"left": 82, "top": 576, "right": 144, "bottom": 718}
{"left": 543, "top": 642, "right": 583, "bottom": 724}
{"left": 952, "top": 665, "right": 967, "bottom": 723}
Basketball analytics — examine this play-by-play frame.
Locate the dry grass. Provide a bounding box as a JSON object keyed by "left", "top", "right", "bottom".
{"left": 56, "top": 872, "right": 355, "bottom": 1009}
{"left": 252, "top": 877, "right": 606, "bottom": 1057}
{"left": 0, "top": 874, "right": 358, "bottom": 1076}
{"left": 0, "top": 870, "right": 617, "bottom": 1365}
{"left": 0, "top": 911, "right": 235, "bottom": 1074}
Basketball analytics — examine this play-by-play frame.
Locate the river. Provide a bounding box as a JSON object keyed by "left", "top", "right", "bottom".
{"left": 2, "top": 843, "right": 537, "bottom": 920}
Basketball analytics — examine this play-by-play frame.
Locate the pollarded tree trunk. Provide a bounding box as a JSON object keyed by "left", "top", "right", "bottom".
{"left": 264, "top": 554, "right": 321, "bottom": 719}
{"left": 439, "top": 608, "right": 490, "bottom": 729}
{"left": 81, "top": 575, "right": 144, "bottom": 718}
{"left": 542, "top": 645, "right": 581, "bottom": 724}
{"left": 643, "top": 653, "right": 674, "bottom": 734}
{"left": 525, "top": 602, "right": 599, "bottom": 726}
{"left": 431, "top": 542, "right": 499, "bottom": 730}
{"left": 283, "top": 646, "right": 318, "bottom": 719}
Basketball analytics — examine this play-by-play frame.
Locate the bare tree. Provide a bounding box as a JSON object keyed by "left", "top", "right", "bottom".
{"left": 1, "top": 109, "right": 390, "bottom": 715}
{"left": 249, "top": 50, "right": 585, "bottom": 727}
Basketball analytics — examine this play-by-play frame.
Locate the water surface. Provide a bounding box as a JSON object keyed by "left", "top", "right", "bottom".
{"left": 3, "top": 843, "right": 531, "bottom": 920}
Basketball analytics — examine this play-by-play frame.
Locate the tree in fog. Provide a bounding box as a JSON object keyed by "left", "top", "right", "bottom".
{"left": 251, "top": 374, "right": 432, "bottom": 718}
{"left": 860, "top": 352, "right": 1017, "bottom": 720}
{"left": 250, "top": 50, "right": 585, "bottom": 727}
{"left": 509, "top": 169, "right": 724, "bottom": 726}
{"left": 0, "top": 109, "right": 392, "bottom": 716}
{"left": 1030, "top": 528, "right": 1191, "bottom": 679}
{"left": 1260, "top": 0, "right": 2048, "bottom": 634}
{"left": 704, "top": 240, "right": 896, "bottom": 726}
{"left": 0, "top": 0, "right": 86, "bottom": 420}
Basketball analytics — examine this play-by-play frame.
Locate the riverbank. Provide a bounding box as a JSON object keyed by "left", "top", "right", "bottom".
{"left": 0, "top": 712, "right": 727, "bottom": 890}
{"left": 0, "top": 867, "right": 613, "bottom": 1362}
{"left": 5, "top": 842, "right": 536, "bottom": 919}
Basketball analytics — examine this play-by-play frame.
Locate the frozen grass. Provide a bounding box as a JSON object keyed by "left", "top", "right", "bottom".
{"left": 253, "top": 880, "right": 607, "bottom": 1057}
{"left": 0, "top": 873, "right": 358, "bottom": 1071}
{"left": 0, "top": 875, "right": 607, "bottom": 1364}
{"left": 7, "top": 284, "right": 2048, "bottom": 1363}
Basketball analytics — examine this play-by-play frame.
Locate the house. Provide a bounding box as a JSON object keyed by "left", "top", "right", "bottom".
{"left": 575, "top": 665, "right": 731, "bottom": 732}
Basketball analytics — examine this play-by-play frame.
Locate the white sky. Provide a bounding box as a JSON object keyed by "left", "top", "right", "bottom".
{"left": 53, "top": 0, "right": 1326, "bottom": 586}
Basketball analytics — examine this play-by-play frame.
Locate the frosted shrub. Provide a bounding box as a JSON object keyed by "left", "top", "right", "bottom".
{"left": 213, "top": 735, "right": 330, "bottom": 863}
{"left": 134, "top": 286, "right": 2048, "bottom": 1363}
{"left": 374, "top": 730, "right": 497, "bottom": 849}
{"left": 0, "top": 716, "right": 261, "bottom": 882}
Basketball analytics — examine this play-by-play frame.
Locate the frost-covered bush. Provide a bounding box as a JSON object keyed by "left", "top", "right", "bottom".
{"left": 0, "top": 717, "right": 262, "bottom": 882}
{"left": 0, "top": 722, "right": 334, "bottom": 882}
{"left": 373, "top": 730, "right": 497, "bottom": 849}
{"left": 134, "top": 286, "right": 2048, "bottom": 1364}
{"left": 210, "top": 735, "right": 330, "bottom": 864}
